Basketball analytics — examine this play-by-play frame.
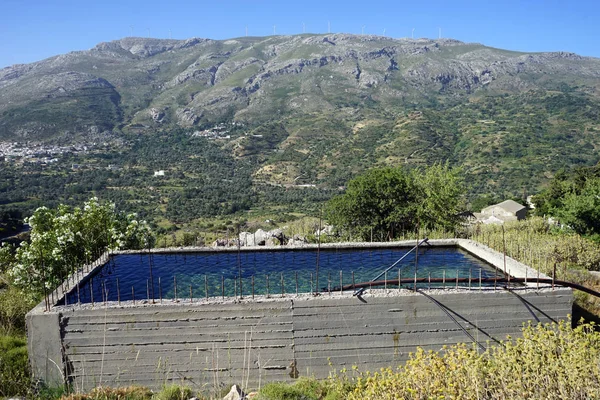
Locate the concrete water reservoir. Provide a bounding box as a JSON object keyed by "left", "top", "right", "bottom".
{"left": 27, "top": 239, "right": 572, "bottom": 392}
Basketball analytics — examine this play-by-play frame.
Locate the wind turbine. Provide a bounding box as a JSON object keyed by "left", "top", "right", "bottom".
{"left": 169, "top": 29, "right": 172, "bottom": 39}
{"left": 438, "top": 27, "right": 441, "bottom": 39}
{"left": 273, "top": 25, "right": 276, "bottom": 35}
{"left": 328, "top": 21, "right": 331, "bottom": 33}
{"left": 383, "top": 28, "right": 386, "bottom": 36}
{"left": 129, "top": 25, "right": 134, "bottom": 36}
{"left": 412, "top": 28, "right": 415, "bottom": 39}
{"left": 146, "top": 28, "right": 150, "bottom": 38}
{"left": 245, "top": 26, "right": 248, "bottom": 37}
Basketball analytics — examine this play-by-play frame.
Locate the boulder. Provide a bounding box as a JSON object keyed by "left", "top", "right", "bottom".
{"left": 222, "top": 384, "right": 246, "bottom": 400}
{"left": 212, "top": 238, "right": 229, "bottom": 247}
{"left": 269, "top": 228, "right": 286, "bottom": 244}
{"left": 315, "top": 224, "right": 334, "bottom": 236}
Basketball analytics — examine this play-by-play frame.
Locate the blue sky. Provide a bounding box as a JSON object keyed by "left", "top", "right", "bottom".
{"left": 1, "top": 0, "right": 598, "bottom": 68}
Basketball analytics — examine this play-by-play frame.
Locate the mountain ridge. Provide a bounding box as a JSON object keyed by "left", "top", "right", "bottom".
{"left": 2, "top": 34, "right": 599, "bottom": 142}
{"left": 1, "top": 34, "right": 600, "bottom": 213}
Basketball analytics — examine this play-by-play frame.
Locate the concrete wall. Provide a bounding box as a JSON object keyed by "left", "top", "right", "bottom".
{"left": 28, "top": 287, "right": 572, "bottom": 392}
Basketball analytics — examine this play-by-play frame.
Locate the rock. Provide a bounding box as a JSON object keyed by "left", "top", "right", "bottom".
{"left": 222, "top": 384, "right": 246, "bottom": 400}
{"left": 239, "top": 228, "right": 287, "bottom": 246}
{"left": 238, "top": 229, "right": 265, "bottom": 246}
{"left": 269, "top": 228, "right": 286, "bottom": 244}
{"left": 315, "top": 224, "right": 334, "bottom": 236}
{"left": 212, "top": 238, "right": 229, "bottom": 247}
{"left": 149, "top": 107, "right": 165, "bottom": 123}
{"left": 288, "top": 234, "right": 308, "bottom": 246}
{"left": 175, "top": 107, "right": 201, "bottom": 126}
{"left": 254, "top": 229, "right": 269, "bottom": 245}
{"left": 238, "top": 231, "right": 251, "bottom": 246}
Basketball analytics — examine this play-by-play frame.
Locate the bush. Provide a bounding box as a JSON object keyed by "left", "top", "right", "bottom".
{"left": 61, "top": 386, "right": 153, "bottom": 400}
{"left": 257, "top": 377, "right": 346, "bottom": 400}
{"left": 344, "top": 320, "right": 600, "bottom": 400}
{"left": 0, "top": 285, "right": 37, "bottom": 334}
{"left": 0, "top": 335, "right": 31, "bottom": 397}
{"left": 155, "top": 384, "right": 193, "bottom": 400}
{"left": 254, "top": 320, "right": 600, "bottom": 400}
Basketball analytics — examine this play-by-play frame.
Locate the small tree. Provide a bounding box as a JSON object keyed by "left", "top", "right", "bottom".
{"left": 325, "top": 164, "right": 465, "bottom": 240}
{"left": 416, "top": 163, "right": 464, "bottom": 231}
{"left": 325, "top": 167, "right": 418, "bottom": 240}
{"left": 8, "top": 198, "right": 154, "bottom": 298}
{"left": 558, "top": 178, "right": 600, "bottom": 238}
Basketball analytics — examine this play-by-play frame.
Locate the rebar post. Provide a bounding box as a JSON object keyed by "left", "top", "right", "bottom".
{"left": 159, "top": 277, "right": 162, "bottom": 303}
{"left": 252, "top": 275, "right": 255, "bottom": 299}
{"left": 428, "top": 272, "right": 431, "bottom": 290}
{"left": 281, "top": 273, "right": 284, "bottom": 297}
{"left": 174, "top": 276, "right": 177, "bottom": 302}
{"left": 494, "top": 268, "right": 497, "bottom": 291}
{"left": 132, "top": 286, "right": 135, "bottom": 305}
{"left": 204, "top": 275, "right": 208, "bottom": 300}
{"left": 414, "top": 271, "right": 417, "bottom": 292}
{"left": 384, "top": 271, "right": 387, "bottom": 291}
{"left": 469, "top": 268, "right": 472, "bottom": 290}
{"left": 399, "top": 268, "right": 401, "bottom": 290}
{"left": 295, "top": 271, "right": 298, "bottom": 295}
{"left": 456, "top": 268, "right": 459, "bottom": 289}
{"left": 266, "top": 275, "right": 270, "bottom": 298}
{"left": 90, "top": 279, "right": 94, "bottom": 306}
{"left": 190, "top": 284, "right": 193, "bottom": 303}
{"left": 443, "top": 269, "right": 446, "bottom": 289}
{"left": 340, "top": 271, "right": 343, "bottom": 294}
{"left": 479, "top": 268, "right": 482, "bottom": 291}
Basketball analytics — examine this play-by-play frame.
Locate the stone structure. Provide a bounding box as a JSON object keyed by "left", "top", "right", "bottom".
{"left": 475, "top": 200, "right": 527, "bottom": 224}
{"left": 27, "top": 240, "right": 572, "bottom": 392}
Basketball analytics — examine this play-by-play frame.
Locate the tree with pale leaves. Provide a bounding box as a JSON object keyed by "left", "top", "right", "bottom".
{"left": 8, "top": 198, "right": 154, "bottom": 298}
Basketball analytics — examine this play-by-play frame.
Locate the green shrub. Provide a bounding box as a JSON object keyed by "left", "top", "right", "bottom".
{"left": 0, "top": 285, "right": 37, "bottom": 335}
{"left": 0, "top": 335, "right": 31, "bottom": 397}
{"left": 343, "top": 320, "right": 600, "bottom": 400}
{"left": 257, "top": 377, "right": 341, "bottom": 400}
{"left": 154, "top": 384, "right": 193, "bottom": 400}
{"left": 61, "top": 385, "right": 153, "bottom": 400}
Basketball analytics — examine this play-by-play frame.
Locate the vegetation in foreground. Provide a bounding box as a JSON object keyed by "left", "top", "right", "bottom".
{"left": 257, "top": 320, "right": 600, "bottom": 400}
{"left": 325, "top": 163, "right": 464, "bottom": 241}
{"left": 4, "top": 163, "right": 600, "bottom": 397}
{"left": 2, "top": 320, "right": 597, "bottom": 399}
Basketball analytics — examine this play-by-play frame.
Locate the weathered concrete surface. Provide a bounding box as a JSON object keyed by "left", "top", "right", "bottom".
{"left": 29, "top": 287, "right": 572, "bottom": 392}
{"left": 26, "top": 306, "right": 65, "bottom": 387}
{"left": 27, "top": 240, "right": 573, "bottom": 391}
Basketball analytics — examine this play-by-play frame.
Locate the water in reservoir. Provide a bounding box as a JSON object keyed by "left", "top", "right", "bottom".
{"left": 62, "top": 246, "right": 504, "bottom": 304}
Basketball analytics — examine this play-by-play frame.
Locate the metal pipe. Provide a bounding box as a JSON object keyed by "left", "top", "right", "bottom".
{"left": 337, "top": 277, "right": 600, "bottom": 298}
{"left": 354, "top": 237, "right": 429, "bottom": 296}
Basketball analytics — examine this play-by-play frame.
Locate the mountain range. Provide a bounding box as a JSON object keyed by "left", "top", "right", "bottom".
{"left": 1, "top": 34, "right": 600, "bottom": 218}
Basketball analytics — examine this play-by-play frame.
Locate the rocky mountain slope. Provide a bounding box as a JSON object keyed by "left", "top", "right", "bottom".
{"left": 1, "top": 34, "right": 600, "bottom": 203}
